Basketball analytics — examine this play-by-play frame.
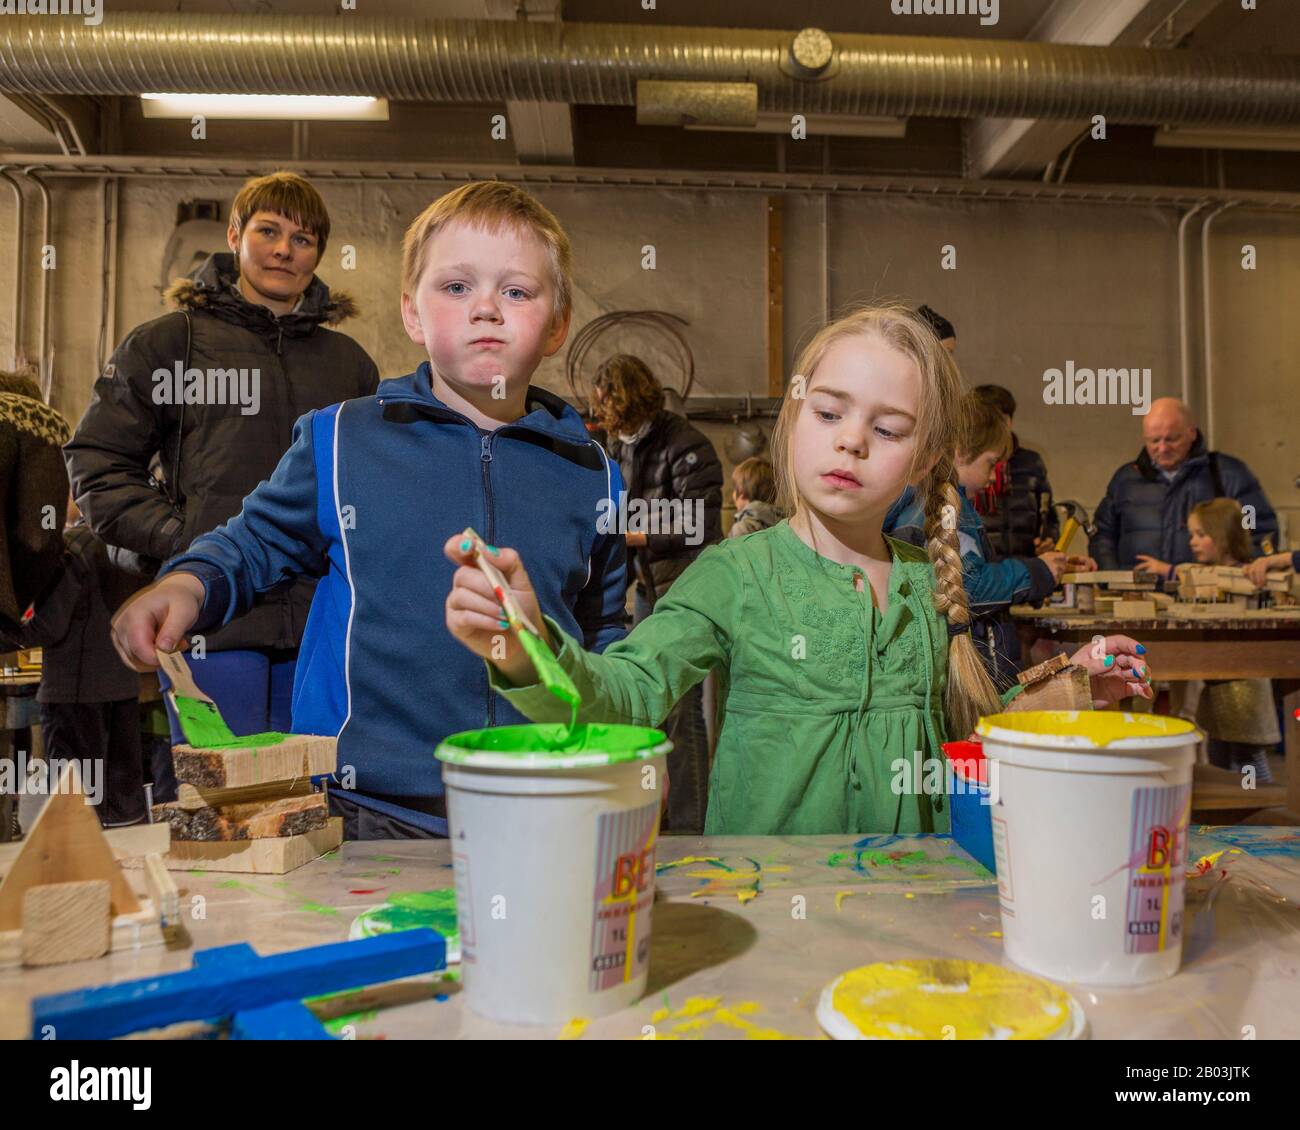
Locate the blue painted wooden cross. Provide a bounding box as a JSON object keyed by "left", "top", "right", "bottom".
{"left": 30, "top": 929, "right": 447, "bottom": 1040}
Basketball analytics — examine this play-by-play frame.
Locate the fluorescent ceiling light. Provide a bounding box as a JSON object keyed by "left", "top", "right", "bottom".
{"left": 685, "top": 113, "right": 907, "bottom": 138}
{"left": 140, "top": 94, "right": 389, "bottom": 121}
{"left": 1154, "top": 125, "right": 1300, "bottom": 152}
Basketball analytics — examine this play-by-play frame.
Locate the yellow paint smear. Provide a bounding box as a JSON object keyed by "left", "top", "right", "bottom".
{"left": 835, "top": 890, "right": 855, "bottom": 911}
{"left": 559, "top": 1018, "right": 588, "bottom": 1040}
{"left": 658, "top": 856, "right": 725, "bottom": 871}
{"left": 675, "top": 996, "right": 721, "bottom": 1018}
{"left": 977, "top": 710, "right": 1196, "bottom": 747}
{"left": 649, "top": 1007, "right": 670, "bottom": 1024}
{"left": 829, "top": 959, "right": 1073, "bottom": 1040}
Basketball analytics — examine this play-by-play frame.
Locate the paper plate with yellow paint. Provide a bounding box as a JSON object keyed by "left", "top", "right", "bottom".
{"left": 815, "top": 959, "right": 1085, "bottom": 1040}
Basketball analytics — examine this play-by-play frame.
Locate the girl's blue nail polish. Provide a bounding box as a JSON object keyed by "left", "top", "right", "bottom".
{"left": 498, "top": 619, "right": 509, "bottom": 629}
{"left": 460, "top": 539, "right": 472, "bottom": 552}
{"left": 487, "top": 545, "right": 500, "bottom": 556}
{"left": 1104, "top": 655, "right": 1115, "bottom": 668}
{"left": 1136, "top": 643, "right": 1147, "bottom": 655}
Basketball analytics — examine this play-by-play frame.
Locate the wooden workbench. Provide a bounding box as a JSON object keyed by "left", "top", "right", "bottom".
{"left": 1012, "top": 607, "right": 1300, "bottom": 815}
{"left": 5, "top": 830, "right": 1300, "bottom": 1040}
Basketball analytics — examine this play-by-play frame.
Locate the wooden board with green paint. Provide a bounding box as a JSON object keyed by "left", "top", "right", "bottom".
{"left": 173, "top": 734, "right": 337, "bottom": 789}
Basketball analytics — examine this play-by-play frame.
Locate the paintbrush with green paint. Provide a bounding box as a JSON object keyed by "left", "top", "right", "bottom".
{"left": 460, "top": 527, "right": 581, "bottom": 725}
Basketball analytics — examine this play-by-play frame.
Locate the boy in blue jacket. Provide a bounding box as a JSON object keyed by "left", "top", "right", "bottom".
{"left": 885, "top": 394, "right": 1083, "bottom": 689}
{"left": 110, "top": 182, "right": 627, "bottom": 838}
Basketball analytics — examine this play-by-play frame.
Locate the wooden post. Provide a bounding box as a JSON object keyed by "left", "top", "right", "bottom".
{"left": 766, "top": 195, "right": 785, "bottom": 398}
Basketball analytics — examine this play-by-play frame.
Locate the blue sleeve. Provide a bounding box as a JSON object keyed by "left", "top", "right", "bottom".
{"left": 158, "top": 411, "right": 329, "bottom": 631}
{"left": 574, "top": 457, "right": 629, "bottom": 653}
{"left": 1090, "top": 476, "right": 1123, "bottom": 571}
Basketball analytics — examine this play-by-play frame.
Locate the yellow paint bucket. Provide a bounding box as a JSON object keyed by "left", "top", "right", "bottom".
{"left": 976, "top": 710, "right": 1199, "bottom": 987}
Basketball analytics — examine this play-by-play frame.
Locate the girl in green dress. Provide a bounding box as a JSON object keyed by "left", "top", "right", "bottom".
{"left": 444, "top": 304, "right": 1153, "bottom": 834}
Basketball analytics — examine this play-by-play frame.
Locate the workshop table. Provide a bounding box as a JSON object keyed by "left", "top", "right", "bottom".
{"left": 1012, "top": 608, "right": 1300, "bottom": 814}
{"left": 5, "top": 830, "right": 1300, "bottom": 1040}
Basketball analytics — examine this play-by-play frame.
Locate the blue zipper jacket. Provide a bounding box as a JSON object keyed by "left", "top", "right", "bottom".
{"left": 159, "top": 365, "right": 627, "bottom": 832}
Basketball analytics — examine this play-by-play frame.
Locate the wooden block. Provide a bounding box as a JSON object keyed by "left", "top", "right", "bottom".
{"left": 21, "top": 880, "right": 111, "bottom": 966}
{"left": 171, "top": 778, "right": 316, "bottom": 813}
{"left": 143, "top": 853, "right": 179, "bottom": 928}
{"left": 1112, "top": 600, "right": 1158, "bottom": 618}
{"left": 0, "top": 762, "right": 140, "bottom": 932}
{"left": 1149, "top": 591, "right": 1175, "bottom": 607}
{"left": 125, "top": 818, "right": 344, "bottom": 875}
{"left": 1107, "top": 580, "right": 1158, "bottom": 591}
{"left": 172, "top": 733, "right": 337, "bottom": 789}
{"left": 1216, "top": 576, "right": 1257, "bottom": 596}
{"left": 1061, "top": 571, "right": 1134, "bottom": 585}
{"left": 1016, "top": 652, "right": 1070, "bottom": 687}
{"left": 153, "top": 792, "right": 328, "bottom": 842}
{"left": 1007, "top": 666, "right": 1093, "bottom": 712}
{"left": 0, "top": 822, "right": 169, "bottom": 878}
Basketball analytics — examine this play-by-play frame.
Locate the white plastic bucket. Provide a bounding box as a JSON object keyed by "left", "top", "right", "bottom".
{"left": 435, "top": 722, "right": 670, "bottom": 1025}
{"left": 976, "top": 710, "right": 1199, "bottom": 987}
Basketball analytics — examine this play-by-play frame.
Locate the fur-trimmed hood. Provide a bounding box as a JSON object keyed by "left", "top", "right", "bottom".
{"left": 164, "top": 252, "right": 359, "bottom": 329}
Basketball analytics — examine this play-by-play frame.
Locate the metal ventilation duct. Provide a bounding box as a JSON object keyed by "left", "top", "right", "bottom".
{"left": 1, "top": 15, "right": 1299, "bottom": 127}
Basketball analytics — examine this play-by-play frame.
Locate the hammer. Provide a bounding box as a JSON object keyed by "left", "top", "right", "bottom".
{"left": 1054, "top": 500, "right": 1096, "bottom": 554}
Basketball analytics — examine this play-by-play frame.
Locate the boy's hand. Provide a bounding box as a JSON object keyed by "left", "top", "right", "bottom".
{"left": 1068, "top": 635, "right": 1153, "bottom": 707}
{"left": 1037, "top": 551, "right": 1071, "bottom": 583}
{"left": 444, "top": 534, "right": 549, "bottom": 685}
{"left": 111, "top": 572, "right": 205, "bottom": 672}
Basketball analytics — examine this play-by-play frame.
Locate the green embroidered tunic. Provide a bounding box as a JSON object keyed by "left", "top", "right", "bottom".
{"left": 492, "top": 521, "right": 1017, "bottom": 836}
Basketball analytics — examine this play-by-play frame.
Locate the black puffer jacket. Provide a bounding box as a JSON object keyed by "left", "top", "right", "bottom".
{"left": 1091, "top": 431, "right": 1279, "bottom": 570}
{"left": 608, "top": 410, "right": 723, "bottom": 599}
{"left": 0, "top": 393, "right": 70, "bottom": 631}
{"left": 65, "top": 253, "right": 379, "bottom": 651}
{"left": 975, "top": 436, "right": 1060, "bottom": 560}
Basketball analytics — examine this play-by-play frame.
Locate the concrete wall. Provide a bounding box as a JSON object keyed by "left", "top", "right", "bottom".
{"left": 2, "top": 177, "right": 1296, "bottom": 547}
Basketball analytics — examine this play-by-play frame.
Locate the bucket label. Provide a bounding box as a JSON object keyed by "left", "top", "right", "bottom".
{"left": 589, "top": 802, "right": 659, "bottom": 992}
{"left": 1124, "top": 783, "right": 1191, "bottom": 954}
{"left": 991, "top": 813, "right": 1015, "bottom": 917}
{"left": 452, "top": 850, "right": 476, "bottom": 960}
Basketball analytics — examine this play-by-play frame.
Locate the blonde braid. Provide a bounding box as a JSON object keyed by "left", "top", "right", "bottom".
{"left": 922, "top": 467, "right": 1003, "bottom": 737}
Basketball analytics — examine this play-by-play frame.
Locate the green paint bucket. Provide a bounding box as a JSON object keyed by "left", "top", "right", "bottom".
{"left": 436, "top": 722, "right": 670, "bottom": 1025}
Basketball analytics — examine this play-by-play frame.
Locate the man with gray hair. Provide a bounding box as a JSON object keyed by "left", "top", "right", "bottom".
{"left": 1091, "top": 397, "right": 1278, "bottom": 572}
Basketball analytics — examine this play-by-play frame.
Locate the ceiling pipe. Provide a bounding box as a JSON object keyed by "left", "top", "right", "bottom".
{"left": 21, "top": 167, "right": 52, "bottom": 399}
{"left": 1200, "top": 200, "right": 1238, "bottom": 451}
{"left": 3, "top": 16, "right": 1300, "bottom": 127}
{"left": 0, "top": 166, "right": 26, "bottom": 370}
{"left": 1177, "top": 200, "right": 1211, "bottom": 408}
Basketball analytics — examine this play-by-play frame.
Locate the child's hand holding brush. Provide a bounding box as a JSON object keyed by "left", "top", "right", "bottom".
{"left": 444, "top": 530, "right": 551, "bottom": 686}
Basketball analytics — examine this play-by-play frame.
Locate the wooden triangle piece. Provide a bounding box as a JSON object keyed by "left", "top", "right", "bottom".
{"left": 0, "top": 761, "right": 141, "bottom": 932}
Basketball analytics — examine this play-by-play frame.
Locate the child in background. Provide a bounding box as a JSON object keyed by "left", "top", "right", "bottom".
{"left": 886, "top": 393, "right": 1083, "bottom": 690}
{"left": 445, "top": 304, "right": 1150, "bottom": 835}
{"left": 1172, "top": 499, "right": 1279, "bottom": 783}
{"left": 111, "top": 182, "right": 628, "bottom": 838}
{"left": 26, "top": 495, "right": 149, "bottom": 826}
{"left": 729, "top": 457, "right": 784, "bottom": 538}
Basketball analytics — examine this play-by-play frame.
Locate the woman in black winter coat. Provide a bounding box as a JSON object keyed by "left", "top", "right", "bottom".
{"left": 592, "top": 354, "right": 722, "bottom": 835}
{"left": 65, "top": 172, "right": 379, "bottom": 741}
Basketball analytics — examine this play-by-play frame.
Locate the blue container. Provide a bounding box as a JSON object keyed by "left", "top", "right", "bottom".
{"left": 943, "top": 740, "right": 996, "bottom": 875}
